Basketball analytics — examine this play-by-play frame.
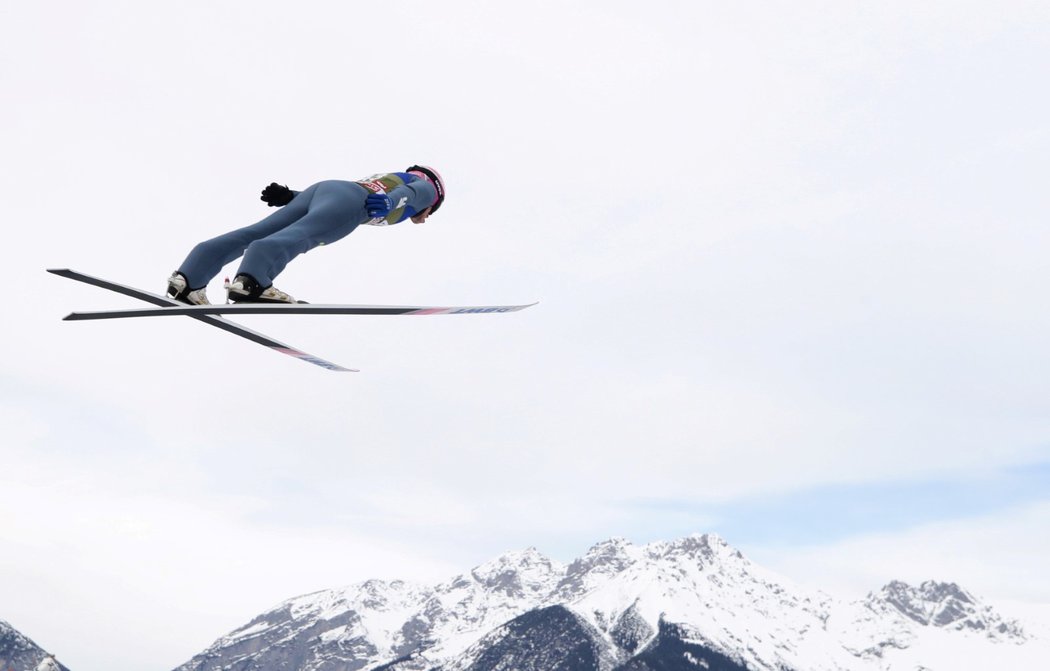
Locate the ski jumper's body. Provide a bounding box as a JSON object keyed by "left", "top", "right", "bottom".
{"left": 177, "top": 173, "right": 439, "bottom": 290}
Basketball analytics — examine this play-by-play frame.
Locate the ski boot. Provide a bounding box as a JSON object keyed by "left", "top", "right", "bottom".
{"left": 166, "top": 271, "right": 211, "bottom": 305}
{"left": 225, "top": 274, "right": 299, "bottom": 304}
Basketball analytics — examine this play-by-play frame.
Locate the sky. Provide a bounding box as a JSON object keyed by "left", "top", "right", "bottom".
{"left": 1, "top": 1, "right": 1049, "bottom": 669}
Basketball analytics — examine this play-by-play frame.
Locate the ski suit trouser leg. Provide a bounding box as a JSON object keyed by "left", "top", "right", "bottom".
{"left": 177, "top": 180, "right": 370, "bottom": 288}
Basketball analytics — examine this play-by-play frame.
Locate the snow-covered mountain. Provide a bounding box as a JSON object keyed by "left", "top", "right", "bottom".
{"left": 173, "top": 534, "right": 1046, "bottom": 671}
{"left": 0, "top": 619, "right": 67, "bottom": 671}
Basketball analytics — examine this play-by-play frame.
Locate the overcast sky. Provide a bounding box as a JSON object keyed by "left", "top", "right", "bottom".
{"left": 2, "top": 1, "right": 1049, "bottom": 669}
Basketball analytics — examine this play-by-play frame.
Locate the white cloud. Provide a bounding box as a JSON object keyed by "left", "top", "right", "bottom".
{"left": 0, "top": 429, "right": 459, "bottom": 669}
{"left": 748, "top": 500, "right": 1050, "bottom": 606}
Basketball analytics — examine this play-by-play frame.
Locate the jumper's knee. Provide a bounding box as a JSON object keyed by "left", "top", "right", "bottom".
{"left": 189, "top": 236, "right": 226, "bottom": 259}
{"left": 244, "top": 237, "right": 288, "bottom": 261}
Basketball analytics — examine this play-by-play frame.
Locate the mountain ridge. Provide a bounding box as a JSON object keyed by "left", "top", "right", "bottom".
{"left": 173, "top": 533, "right": 1042, "bottom": 671}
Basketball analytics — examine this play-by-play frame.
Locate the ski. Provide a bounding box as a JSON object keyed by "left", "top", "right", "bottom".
{"left": 47, "top": 268, "right": 357, "bottom": 372}
{"left": 62, "top": 301, "right": 538, "bottom": 321}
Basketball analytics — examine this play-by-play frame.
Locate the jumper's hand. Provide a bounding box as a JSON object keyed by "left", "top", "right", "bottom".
{"left": 366, "top": 193, "right": 393, "bottom": 218}
{"left": 261, "top": 183, "right": 297, "bottom": 207}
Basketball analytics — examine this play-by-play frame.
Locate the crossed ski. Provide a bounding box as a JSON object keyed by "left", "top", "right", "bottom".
{"left": 48, "top": 269, "right": 535, "bottom": 372}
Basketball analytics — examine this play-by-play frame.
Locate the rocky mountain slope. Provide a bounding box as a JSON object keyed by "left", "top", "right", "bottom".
{"left": 0, "top": 619, "right": 66, "bottom": 671}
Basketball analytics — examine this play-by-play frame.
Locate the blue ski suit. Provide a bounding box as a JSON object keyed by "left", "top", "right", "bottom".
{"left": 177, "top": 173, "right": 438, "bottom": 288}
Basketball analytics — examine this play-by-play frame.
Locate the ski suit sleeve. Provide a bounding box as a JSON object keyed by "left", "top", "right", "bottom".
{"left": 385, "top": 179, "right": 438, "bottom": 223}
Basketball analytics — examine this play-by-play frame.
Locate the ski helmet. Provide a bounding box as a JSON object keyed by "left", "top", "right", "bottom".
{"left": 406, "top": 165, "right": 445, "bottom": 214}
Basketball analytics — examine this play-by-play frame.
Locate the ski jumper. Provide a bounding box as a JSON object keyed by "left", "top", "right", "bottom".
{"left": 177, "top": 173, "right": 438, "bottom": 288}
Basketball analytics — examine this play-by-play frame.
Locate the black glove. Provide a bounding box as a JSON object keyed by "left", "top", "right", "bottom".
{"left": 261, "top": 182, "right": 297, "bottom": 207}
